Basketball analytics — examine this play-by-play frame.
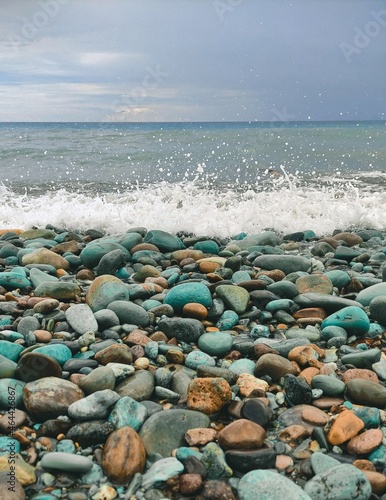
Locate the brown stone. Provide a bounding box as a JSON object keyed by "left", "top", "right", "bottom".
{"left": 319, "top": 237, "right": 339, "bottom": 249}
{"left": 185, "top": 428, "right": 218, "bottom": 446}
{"left": 301, "top": 406, "right": 329, "bottom": 426}
{"left": 299, "top": 367, "right": 320, "bottom": 385}
{"left": 23, "top": 376, "right": 84, "bottom": 421}
{"left": 346, "top": 429, "right": 383, "bottom": 455}
{"left": 180, "top": 474, "right": 203, "bottom": 496}
{"left": 312, "top": 397, "right": 344, "bottom": 410}
{"left": 198, "top": 480, "right": 236, "bottom": 500}
{"left": 165, "top": 349, "right": 185, "bottom": 364}
{"left": 131, "top": 243, "right": 160, "bottom": 254}
{"left": 22, "top": 248, "right": 70, "bottom": 270}
{"left": 319, "top": 363, "right": 337, "bottom": 376}
{"left": 288, "top": 346, "right": 319, "bottom": 366}
{"left": 0, "top": 409, "right": 27, "bottom": 434}
{"left": 275, "top": 454, "right": 294, "bottom": 471}
{"left": 342, "top": 368, "right": 379, "bottom": 385}
{"left": 332, "top": 232, "right": 363, "bottom": 246}
{"left": 76, "top": 268, "right": 95, "bottom": 280}
{"left": 255, "top": 269, "right": 285, "bottom": 281}
{"left": 237, "top": 373, "right": 269, "bottom": 397}
{"left": 124, "top": 329, "right": 151, "bottom": 347}
{"left": 187, "top": 378, "right": 232, "bottom": 415}
{"left": 327, "top": 410, "right": 364, "bottom": 446}
{"left": 254, "top": 353, "right": 298, "bottom": 381}
{"left": 218, "top": 419, "right": 266, "bottom": 451}
{"left": 363, "top": 470, "right": 386, "bottom": 496}
{"left": 102, "top": 426, "right": 146, "bottom": 484}
{"left": 296, "top": 274, "right": 333, "bottom": 295}
{"left": 199, "top": 261, "right": 221, "bottom": 273}
{"left": 353, "top": 459, "right": 376, "bottom": 471}
{"left": 145, "top": 276, "right": 168, "bottom": 288}
{"left": 293, "top": 308, "right": 327, "bottom": 320}
{"left": 51, "top": 240, "right": 80, "bottom": 255}
{"left": 253, "top": 343, "right": 279, "bottom": 359}
{"left": 33, "top": 298, "right": 60, "bottom": 314}
{"left": 95, "top": 344, "right": 133, "bottom": 365}
{"left": 237, "top": 279, "right": 267, "bottom": 291}
{"left": 16, "top": 353, "right": 62, "bottom": 382}
{"left": 278, "top": 424, "right": 311, "bottom": 444}
{"left": 149, "top": 331, "right": 169, "bottom": 342}
{"left": 33, "top": 330, "right": 53, "bottom": 343}
{"left": 183, "top": 303, "right": 208, "bottom": 320}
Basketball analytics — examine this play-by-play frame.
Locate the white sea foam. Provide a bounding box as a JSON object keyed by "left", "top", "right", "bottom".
{"left": 1, "top": 178, "right": 385, "bottom": 238}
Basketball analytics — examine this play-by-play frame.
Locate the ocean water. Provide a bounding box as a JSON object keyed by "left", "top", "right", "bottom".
{"left": 0, "top": 121, "right": 385, "bottom": 238}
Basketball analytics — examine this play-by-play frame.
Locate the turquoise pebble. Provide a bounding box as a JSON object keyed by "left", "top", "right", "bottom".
{"left": 56, "top": 439, "right": 76, "bottom": 454}
{"left": 175, "top": 447, "right": 202, "bottom": 461}
{"left": 266, "top": 299, "right": 295, "bottom": 313}
{"left": 33, "top": 344, "right": 73, "bottom": 366}
{"left": 164, "top": 282, "right": 212, "bottom": 312}
{"left": 231, "top": 270, "right": 251, "bottom": 284}
{"left": 216, "top": 310, "right": 239, "bottom": 331}
{"left": 0, "top": 340, "right": 24, "bottom": 362}
{"left": 321, "top": 306, "right": 370, "bottom": 336}
{"left": 185, "top": 350, "right": 215, "bottom": 370}
{"left": 368, "top": 445, "right": 386, "bottom": 467}
{"left": 198, "top": 331, "right": 233, "bottom": 357}
{"left": 142, "top": 299, "right": 162, "bottom": 311}
{"left": 228, "top": 358, "right": 256, "bottom": 376}
{"left": 194, "top": 240, "right": 219, "bottom": 254}
{"left": 0, "top": 436, "right": 20, "bottom": 455}
{"left": 250, "top": 325, "right": 270, "bottom": 338}
{"left": 108, "top": 396, "right": 147, "bottom": 431}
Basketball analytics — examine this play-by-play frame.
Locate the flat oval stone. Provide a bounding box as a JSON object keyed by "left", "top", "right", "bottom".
{"left": 65, "top": 304, "right": 98, "bottom": 335}
{"left": 78, "top": 366, "right": 116, "bottom": 394}
{"left": 23, "top": 377, "right": 84, "bottom": 420}
{"left": 254, "top": 353, "right": 298, "bottom": 382}
{"left": 158, "top": 317, "right": 204, "bottom": 343}
{"left": 86, "top": 275, "right": 130, "bottom": 312}
{"left": 225, "top": 448, "right": 276, "bottom": 473}
{"left": 139, "top": 409, "right": 210, "bottom": 457}
{"left": 238, "top": 469, "right": 311, "bottom": 500}
{"left": 341, "top": 349, "right": 381, "bottom": 369}
{"left": 304, "top": 464, "right": 371, "bottom": 500}
{"left": 164, "top": 282, "right": 212, "bottom": 312}
{"left": 22, "top": 248, "right": 70, "bottom": 270}
{"left": 68, "top": 389, "right": 120, "bottom": 421}
{"left": 198, "top": 331, "right": 233, "bottom": 357}
{"left": 34, "top": 282, "right": 81, "bottom": 301}
{"left": 32, "top": 344, "right": 72, "bottom": 366}
{"left": 41, "top": 452, "right": 93, "bottom": 474}
{"left": 144, "top": 229, "right": 184, "bottom": 252}
{"left": 253, "top": 254, "right": 311, "bottom": 275}
{"left": 347, "top": 379, "right": 386, "bottom": 408}
{"left": 294, "top": 293, "right": 364, "bottom": 313}
{"left": 107, "top": 300, "right": 149, "bottom": 327}
{"left": 322, "top": 306, "right": 370, "bottom": 336}
{"left": 115, "top": 369, "right": 154, "bottom": 401}
{"left": 102, "top": 426, "right": 146, "bottom": 484}
{"left": 16, "top": 352, "right": 62, "bottom": 382}
{"left": 311, "top": 375, "right": 346, "bottom": 396}
{"left": 356, "top": 283, "right": 386, "bottom": 306}
{"left": 215, "top": 284, "right": 249, "bottom": 314}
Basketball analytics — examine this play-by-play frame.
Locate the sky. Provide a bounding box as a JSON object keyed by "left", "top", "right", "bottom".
{"left": 0, "top": 0, "right": 385, "bottom": 122}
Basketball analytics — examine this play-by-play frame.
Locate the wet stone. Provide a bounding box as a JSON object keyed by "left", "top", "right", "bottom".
{"left": 284, "top": 374, "right": 313, "bottom": 406}
{"left": 15, "top": 352, "right": 62, "bottom": 382}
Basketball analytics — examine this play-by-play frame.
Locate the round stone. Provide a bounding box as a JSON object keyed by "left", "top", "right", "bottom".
{"left": 198, "top": 331, "right": 233, "bottom": 357}
{"left": 164, "top": 282, "right": 212, "bottom": 312}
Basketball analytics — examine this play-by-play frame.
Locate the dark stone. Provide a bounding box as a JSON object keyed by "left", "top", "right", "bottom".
{"left": 241, "top": 398, "right": 273, "bottom": 428}
{"left": 15, "top": 352, "right": 62, "bottom": 382}
{"left": 249, "top": 290, "right": 280, "bottom": 309}
{"left": 183, "top": 456, "right": 208, "bottom": 479}
{"left": 37, "top": 418, "right": 72, "bottom": 438}
{"left": 198, "top": 480, "right": 236, "bottom": 500}
{"left": 62, "top": 359, "right": 99, "bottom": 373}
{"left": 66, "top": 420, "right": 114, "bottom": 447}
{"left": 196, "top": 366, "right": 237, "bottom": 386}
{"left": 284, "top": 374, "right": 312, "bottom": 406}
{"left": 225, "top": 448, "right": 277, "bottom": 473}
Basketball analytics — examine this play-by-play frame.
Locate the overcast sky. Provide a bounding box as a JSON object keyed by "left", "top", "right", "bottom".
{"left": 0, "top": 0, "right": 385, "bottom": 122}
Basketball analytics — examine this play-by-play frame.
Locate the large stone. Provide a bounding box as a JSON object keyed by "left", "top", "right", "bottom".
{"left": 34, "top": 282, "right": 81, "bottom": 300}
{"left": 294, "top": 293, "right": 364, "bottom": 312}
{"left": 139, "top": 409, "right": 210, "bottom": 457}
{"left": 321, "top": 306, "right": 370, "bottom": 336}
{"left": 115, "top": 369, "right": 154, "bottom": 401}
{"left": 22, "top": 248, "right": 70, "bottom": 270}
{"left": 215, "top": 284, "right": 250, "bottom": 314}
{"left": 296, "top": 274, "right": 333, "bottom": 295}
{"left": 144, "top": 229, "right": 185, "bottom": 252}
{"left": 86, "top": 275, "right": 130, "bottom": 312}
{"left": 23, "top": 377, "right": 84, "bottom": 420}
{"left": 41, "top": 452, "right": 93, "bottom": 474}
{"left": 65, "top": 303, "right": 98, "bottom": 335}
{"left": 102, "top": 426, "right": 146, "bottom": 484}
{"left": 238, "top": 470, "right": 311, "bottom": 500}
{"left": 67, "top": 389, "right": 120, "bottom": 421}
{"left": 164, "top": 282, "right": 212, "bottom": 312}
{"left": 253, "top": 254, "right": 311, "bottom": 275}
{"left": 304, "top": 464, "right": 371, "bottom": 500}
{"left": 218, "top": 419, "right": 266, "bottom": 450}
{"left": 107, "top": 300, "right": 149, "bottom": 327}
{"left": 254, "top": 353, "right": 298, "bottom": 382}
{"left": 158, "top": 317, "right": 204, "bottom": 343}
{"left": 346, "top": 379, "right": 386, "bottom": 408}
{"left": 187, "top": 377, "right": 232, "bottom": 414}
{"left": 96, "top": 249, "right": 127, "bottom": 276}
{"left": 327, "top": 410, "right": 364, "bottom": 445}
{"left": 369, "top": 296, "right": 386, "bottom": 325}
{"left": 80, "top": 241, "right": 130, "bottom": 269}
{"left": 357, "top": 283, "right": 386, "bottom": 307}
{"left": 0, "top": 272, "right": 31, "bottom": 290}
{"left": 15, "top": 352, "right": 62, "bottom": 382}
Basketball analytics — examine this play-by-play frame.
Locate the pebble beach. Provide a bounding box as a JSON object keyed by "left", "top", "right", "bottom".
{"left": 1, "top": 225, "right": 386, "bottom": 499}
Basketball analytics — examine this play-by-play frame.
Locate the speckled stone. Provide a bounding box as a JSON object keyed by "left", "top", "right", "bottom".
{"left": 238, "top": 469, "right": 311, "bottom": 500}
{"left": 187, "top": 377, "right": 232, "bottom": 415}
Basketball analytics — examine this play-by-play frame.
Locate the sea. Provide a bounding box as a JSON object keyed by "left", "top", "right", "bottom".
{"left": 0, "top": 121, "right": 385, "bottom": 239}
